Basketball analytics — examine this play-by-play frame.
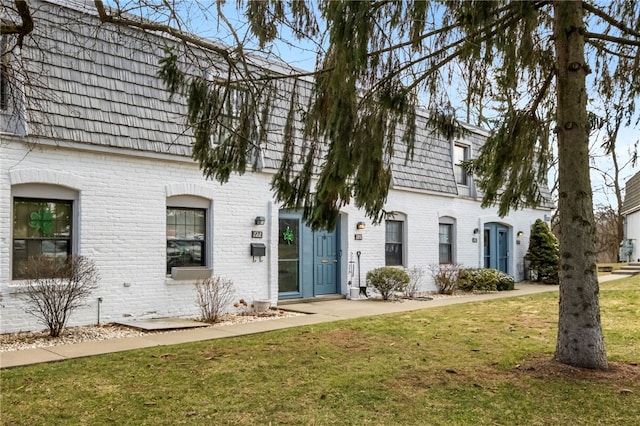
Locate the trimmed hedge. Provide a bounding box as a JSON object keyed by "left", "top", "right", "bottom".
{"left": 458, "top": 268, "right": 515, "bottom": 292}
{"left": 366, "top": 267, "right": 410, "bottom": 300}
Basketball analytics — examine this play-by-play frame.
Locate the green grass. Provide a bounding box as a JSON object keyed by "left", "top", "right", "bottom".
{"left": 2, "top": 277, "right": 639, "bottom": 425}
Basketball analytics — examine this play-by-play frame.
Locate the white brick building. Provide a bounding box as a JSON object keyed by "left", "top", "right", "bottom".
{"left": 622, "top": 172, "right": 640, "bottom": 262}
{"left": 0, "top": 0, "right": 553, "bottom": 333}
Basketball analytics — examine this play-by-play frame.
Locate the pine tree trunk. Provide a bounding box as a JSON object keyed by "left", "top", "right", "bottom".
{"left": 553, "top": 1, "right": 608, "bottom": 369}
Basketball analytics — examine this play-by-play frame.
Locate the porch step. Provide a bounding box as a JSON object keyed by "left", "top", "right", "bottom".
{"left": 611, "top": 263, "right": 640, "bottom": 276}
{"left": 278, "top": 294, "right": 346, "bottom": 305}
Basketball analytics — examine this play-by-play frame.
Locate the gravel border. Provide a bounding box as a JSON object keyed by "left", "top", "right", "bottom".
{"left": 0, "top": 310, "right": 304, "bottom": 353}
{"left": 1, "top": 292, "right": 466, "bottom": 353}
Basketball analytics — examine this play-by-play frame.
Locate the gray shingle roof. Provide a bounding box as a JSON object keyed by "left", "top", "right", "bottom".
{"left": 9, "top": 0, "right": 552, "bottom": 206}
{"left": 622, "top": 171, "right": 640, "bottom": 215}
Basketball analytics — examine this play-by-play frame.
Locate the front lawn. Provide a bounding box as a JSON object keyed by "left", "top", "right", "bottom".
{"left": 2, "top": 277, "right": 639, "bottom": 425}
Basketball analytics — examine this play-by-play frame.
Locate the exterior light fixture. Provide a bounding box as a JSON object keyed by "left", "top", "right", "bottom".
{"left": 517, "top": 231, "right": 524, "bottom": 238}
{"left": 356, "top": 222, "right": 366, "bottom": 230}
{"left": 473, "top": 228, "right": 479, "bottom": 234}
{"left": 255, "top": 216, "right": 266, "bottom": 226}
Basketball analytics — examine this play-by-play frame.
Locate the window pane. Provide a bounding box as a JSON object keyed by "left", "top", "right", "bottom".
{"left": 1, "top": 36, "right": 9, "bottom": 111}
{"left": 386, "top": 221, "right": 402, "bottom": 243}
{"left": 12, "top": 198, "right": 72, "bottom": 280}
{"left": 454, "top": 145, "right": 469, "bottom": 185}
{"left": 484, "top": 229, "right": 491, "bottom": 268}
{"left": 439, "top": 244, "right": 452, "bottom": 264}
{"left": 167, "top": 240, "right": 204, "bottom": 273}
{"left": 385, "top": 243, "right": 403, "bottom": 266}
{"left": 439, "top": 224, "right": 451, "bottom": 244}
{"left": 278, "top": 218, "right": 300, "bottom": 293}
{"left": 385, "top": 220, "right": 404, "bottom": 266}
{"left": 166, "top": 208, "right": 207, "bottom": 274}
{"left": 439, "top": 223, "right": 453, "bottom": 264}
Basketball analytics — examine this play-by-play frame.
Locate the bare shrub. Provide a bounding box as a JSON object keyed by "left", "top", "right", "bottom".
{"left": 19, "top": 255, "right": 100, "bottom": 337}
{"left": 404, "top": 265, "right": 425, "bottom": 298}
{"left": 195, "top": 276, "right": 234, "bottom": 323}
{"left": 428, "top": 263, "right": 461, "bottom": 295}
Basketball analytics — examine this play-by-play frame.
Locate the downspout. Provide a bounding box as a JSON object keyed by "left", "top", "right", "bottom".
{"left": 267, "top": 200, "right": 273, "bottom": 302}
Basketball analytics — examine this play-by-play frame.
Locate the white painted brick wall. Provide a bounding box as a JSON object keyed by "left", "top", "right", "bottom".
{"left": 625, "top": 211, "right": 640, "bottom": 261}
{"left": 1, "top": 141, "right": 551, "bottom": 333}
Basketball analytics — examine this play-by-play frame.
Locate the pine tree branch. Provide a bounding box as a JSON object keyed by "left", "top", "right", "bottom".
{"left": 367, "top": 23, "right": 460, "bottom": 58}
{"left": 530, "top": 69, "right": 555, "bottom": 113}
{"left": 584, "top": 31, "right": 640, "bottom": 47}
{"left": 402, "top": 10, "right": 526, "bottom": 93}
{"left": 582, "top": 1, "right": 640, "bottom": 38}
{"left": 586, "top": 40, "right": 636, "bottom": 59}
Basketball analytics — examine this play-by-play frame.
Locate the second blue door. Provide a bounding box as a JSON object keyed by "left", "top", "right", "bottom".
{"left": 484, "top": 223, "right": 510, "bottom": 274}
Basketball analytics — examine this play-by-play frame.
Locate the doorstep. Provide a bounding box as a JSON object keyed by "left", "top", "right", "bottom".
{"left": 278, "top": 294, "right": 346, "bottom": 305}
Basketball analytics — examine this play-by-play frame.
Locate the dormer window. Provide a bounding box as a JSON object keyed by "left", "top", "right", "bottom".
{"left": 210, "top": 85, "right": 249, "bottom": 147}
{"left": 454, "top": 144, "right": 469, "bottom": 186}
{"left": 0, "top": 34, "right": 26, "bottom": 135}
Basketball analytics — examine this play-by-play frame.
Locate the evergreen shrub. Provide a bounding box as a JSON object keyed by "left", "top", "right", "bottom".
{"left": 458, "top": 268, "right": 515, "bottom": 292}
{"left": 525, "top": 219, "right": 559, "bottom": 284}
{"left": 366, "top": 267, "right": 410, "bottom": 300}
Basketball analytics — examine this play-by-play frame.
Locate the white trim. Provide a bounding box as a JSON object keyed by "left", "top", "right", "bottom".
{"left": 9, "top": 168, "right": 84, "bottom": 190}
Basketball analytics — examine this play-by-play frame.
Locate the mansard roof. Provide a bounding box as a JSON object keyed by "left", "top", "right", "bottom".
{"left": 622, "top": 171, "right": 640, "bottom": 215}
{"left": 9, "top": 0, "right": 553, "bottom": 208}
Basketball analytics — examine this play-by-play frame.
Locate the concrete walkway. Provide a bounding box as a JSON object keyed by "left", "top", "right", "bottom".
{"left": 0, "top": 275, "right": 631, "bottom": 369}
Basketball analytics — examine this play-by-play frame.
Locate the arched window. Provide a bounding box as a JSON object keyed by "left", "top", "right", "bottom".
{"left": 12, "top": 184, "right": 78, "bottom": 280}
{"left": 439, "top": 216, "right": 456, "bottom": 264}
{"left": 166, "top": 195, "right": 211, "bottom": 276}
{"left": 385, "top": 213, "right": 407, "bottom": 267}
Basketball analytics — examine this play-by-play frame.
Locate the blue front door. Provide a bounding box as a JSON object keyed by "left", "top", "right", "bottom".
{"left": 484, "top": 223, "right": 510, "bottom": 274}
{"left": 278, "top": 211, "right": 340, "bottom": 299}
{"left": 314, "top": 230, "right": 338, "bottom": 295}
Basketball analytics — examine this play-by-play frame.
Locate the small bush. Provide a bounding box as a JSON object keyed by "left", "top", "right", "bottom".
{"left": 428, "top": 264, "right": 461, "bottom": 294}
{"left": 404, "top": 265, "right": 425, "bottom": 298}
{"left": 195, "top": 276, "right": 235, "bottom": 323}
{"left": 458, "top": 268, "right": 515, "bottom": 292}
{"left": 19, "top": 255, "right": 100, "bottom": 337}
{"left": 366, "top": 267, "right": 410, "bottom": 301}
{"left": 496, "top": 272, "right": 515, "bottom": 291}
{"left": 458, "top": 268, "right": 497, "bottom": 292}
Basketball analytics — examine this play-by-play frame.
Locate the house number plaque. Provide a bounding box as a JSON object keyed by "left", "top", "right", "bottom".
{"left": 251, "top": 231, "right": 263, "bottom": 239}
